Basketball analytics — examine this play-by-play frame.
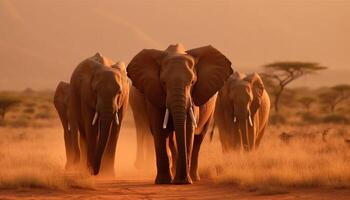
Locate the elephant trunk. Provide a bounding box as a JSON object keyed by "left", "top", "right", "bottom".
{"left": 92, "top": 110, "right": 113, "bottom": 175}
{"left": 237, "top": 109, "right": 255, "bottom": 151}
{"left": 168, "top": 87, "right": 190, "bottom": 183}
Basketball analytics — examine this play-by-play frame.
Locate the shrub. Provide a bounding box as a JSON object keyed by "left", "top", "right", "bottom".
{"left": 269, "top": 113, "right": 287, "bottom": 125}
{"left": 322, "top": 114, "right": 349, "bottom": 124}
{"left": 23, "top": 107, "right": 35, "bottom": 114}
{"left": 23, "top": 102, "right": 36, "bottom": 108}
{"left": 9, "top": 116, "right": 30, "bottom": 128}
{"left": 300, "top": 112, "right": 320, "bottom": 124}
{"left": 0, "top": 96, "right": 21, "bottom": 120}
{"left": 35, "top": 111, "right": 53, "bottom": 119}
{"left": 38, "top": 104, "right": 51, "bottom": 111}
{"left": 0, "top": 120, "right": 6, "bottom": 127}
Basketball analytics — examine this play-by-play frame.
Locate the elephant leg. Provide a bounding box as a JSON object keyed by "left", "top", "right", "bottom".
{"left": 60, "top": 118, "right": 72, "bottom": 169}
{"left": 146, "top": 103, "right": 172, "bottom": 184}
{"left": 86, "top": 126, "right": 97, "bottom": 174}
{"left": 255, "top": 125, "right": 266, "bottom": 148}
{"left": 67, "top": 112, "right": 80, "bottom": 167}
{"left": 217, "top": 127, "right": 231, "bottom": 153}
{"left": 69, "top": 125, "right": 80, "bottom": 165}
{"left": 233, "top": 131, "right": 243, "bottom": 150}
{"left": 100, "top": 122, "right": 121, "bottom": 177}
{"left": 190, "top": 120, "right": 210, "bottom": 181}
{"left": 220, "top": 137, "right": 230, "bottom": 153}
{"left": 56, "top": 106, "right": 73, "bottom": 169}
{"left": 79, "top": 129, "right": 88, "bottom": 168}
{"left": 63, "top": 129, "right": 74, "bottom": 170}
{"left": 134, "top": 124, "right": 146, "bottom": 169}
{"left": 77, "top": 115, "right": 89, "bottom": 173}
{"left": 80, "top": 105, "right": 98, "bottom": 174}
{"left": 168, "top": 132, "right": 177, "bottom": 176}
{"left": 153, "top": 131, "right": 172, "bottom": 184}
{"left": 144, "top": 131, "right": 155, "bottom": 167}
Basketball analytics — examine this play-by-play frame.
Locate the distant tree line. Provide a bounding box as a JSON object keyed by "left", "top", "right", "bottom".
{"left": 260, "top": 61, "right": 350, "bottom": 124}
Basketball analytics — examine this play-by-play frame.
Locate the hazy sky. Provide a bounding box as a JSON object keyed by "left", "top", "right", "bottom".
{"left": 0, "top": 0, "right": 349, "bottom": 90}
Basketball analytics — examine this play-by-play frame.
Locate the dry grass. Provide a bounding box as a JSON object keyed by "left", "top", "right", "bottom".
{"left": 0, "top": 111, "right": 154, "bottom": 190}
{"left": 1, "top": 110, "right": 350, "bottom": 190}
{"left": 199, "top": 125, "right": 350, "bottom": 189}
{"left": 0, "top": 126, "right": 94, "bottom": 189}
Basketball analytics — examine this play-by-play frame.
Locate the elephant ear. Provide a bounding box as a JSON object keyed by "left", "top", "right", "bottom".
{"left": 244, "top": 73, "right": 264, "bottom": 116}
{"left": 127, "top": 49, "right": 167, "bottom": 107}
{"left": 187, "top": 45, "right": 233, "bottom": 106}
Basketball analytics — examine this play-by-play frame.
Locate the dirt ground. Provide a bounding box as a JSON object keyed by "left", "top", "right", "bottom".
{"left": 1, "top": 179, "right": 350, "bottom": 200}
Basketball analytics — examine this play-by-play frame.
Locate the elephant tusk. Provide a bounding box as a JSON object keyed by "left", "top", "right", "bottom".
{"left": 92, "top": 112, "right": 98, "bottom": 126}
{"left": 162, "top": 108, "right": 169, "bottom": 129}
{"left": 189, "top": 107, "right": 197, "bottom": 128}
{"left": 233, "top": 116, "right": 237, "bottom": 123}
{"left": 115, "top": 112, "right": 120, "bottom": 125}
{"left": 248, "top": 115, "right": 253, "bottom": 127}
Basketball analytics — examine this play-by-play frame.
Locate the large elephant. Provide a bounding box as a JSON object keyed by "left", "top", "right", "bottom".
{"left": 53, "top": 81, "right": 80, "bottom": 169}
{"left": 213, "top": 72, "right": 270, "bottom": 152}
{"left": 69, "top": 53, "right": 129, "bottom": 176}
{"left": 127, "top": 44, "right": 233, "bottom": 184}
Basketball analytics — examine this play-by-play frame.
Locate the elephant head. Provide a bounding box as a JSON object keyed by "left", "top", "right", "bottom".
{"left": 90, "top": 60, "right": 126, "bottom": 175}
{"left": 227, "top": 72, "right": 264, "bottom": 150}
{"left": 127, "top": 44, "right": 232, "bottom": 182}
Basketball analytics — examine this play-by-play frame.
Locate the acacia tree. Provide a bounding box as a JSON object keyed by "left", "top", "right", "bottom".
{"left": 0, "top": 96, "right": 21, "bottom": 120}
{"left": 298, "top": 96, "right": 316, "bottom": 112}
{"left": 319, "top": 84, "right": 350, "bottom": 112}
{"left": 262, "top": 62, "right": 327, "bottom": 112}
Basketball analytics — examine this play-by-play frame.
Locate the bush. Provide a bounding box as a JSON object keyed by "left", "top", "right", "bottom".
{"left": 322, "top": 114, "right": 349, "bottom": 124}
{"left": 23, "top": 107, "right": 35, "bottom": 114}
{"left": 300, "top": 112, "right": 320, "bottom": 124}
{"left": 269, "top": 113, "right": 287, "bottom": 125}
{"left": 38, "top": 104, "right": 51, "bottom": 111}
{"left": 23, "top": 102, "right": 36, "bottom": 108}
{"left": 35, "top": 111, "right": 53, "bottom": 119}
{"left": 0, "top": 96, "right": 21, "bottom": 119}
{"left": 0, "top": 120, "right": 6, "bottom": 127}
{"left": 9, "top": 116, "right": 30, "bottom": 128}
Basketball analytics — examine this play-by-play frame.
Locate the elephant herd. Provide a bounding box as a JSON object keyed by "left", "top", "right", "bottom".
{"left": 53, "top": 43, "right": 270, "bottom": 185}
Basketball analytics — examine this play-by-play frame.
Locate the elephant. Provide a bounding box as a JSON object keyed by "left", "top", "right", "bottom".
{"left": 53, "top": 81, "right": 80, "bottom": 169}
{"left": 69, "top": 53, "right": 129, "bottom": 176}
{"left": 129, "top": 86, "right": 155, "bottom": 169}
{"left": 127, "top": 43, "right": 233, "bottom": 184}
{"left": 212, "top": 72, "right": 270, "bottom": 152}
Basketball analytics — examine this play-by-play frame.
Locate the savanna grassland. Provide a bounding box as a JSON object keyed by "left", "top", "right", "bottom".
{"left": 0, "top": 89, "right": 350, "bottom": 200}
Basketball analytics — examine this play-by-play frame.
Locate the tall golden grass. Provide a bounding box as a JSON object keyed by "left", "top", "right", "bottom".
{"left": 0, "top": 126, "right": 94, "bottom": 189}
{"left": 1, "top": 115, "right": 349, "bottom": 190}
{"left": 200, "top": 125, "right": 350, "bottom": 189}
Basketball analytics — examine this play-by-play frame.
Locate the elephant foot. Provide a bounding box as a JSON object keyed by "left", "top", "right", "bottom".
{"left": 89, "top": 166, "right": 98, "bottom": 176}
{"left": 155, "top": 173, "right": 172, "bottom": 184}
{"left": 190, "top": 171, "right": 200, "bottom": 182}
{"left": 172, "top": 175, "right": 193, "bottom": 185}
